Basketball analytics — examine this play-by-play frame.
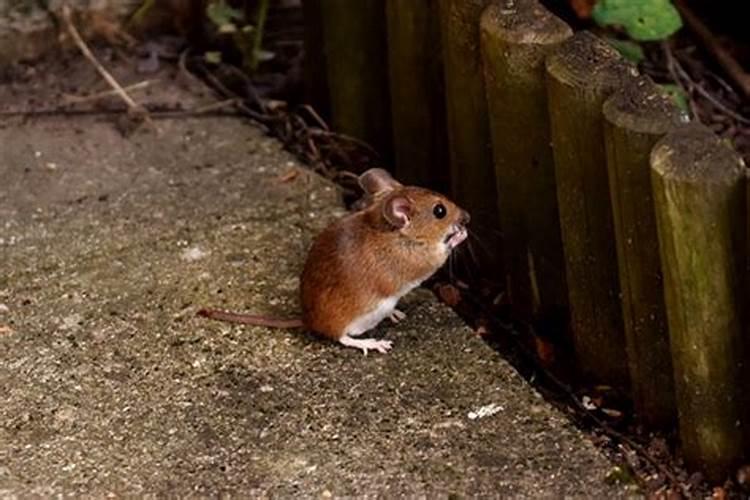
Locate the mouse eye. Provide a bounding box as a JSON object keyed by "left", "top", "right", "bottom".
{"left": 433, "top": 203, "right": 447, "bottom": 219}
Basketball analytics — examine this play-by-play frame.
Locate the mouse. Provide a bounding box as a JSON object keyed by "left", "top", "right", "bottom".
{"left": 198, "top": 168, "right": 470, "bottom": 354}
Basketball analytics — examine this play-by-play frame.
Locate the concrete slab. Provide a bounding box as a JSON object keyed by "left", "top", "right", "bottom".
{"left": 0, "top": 59, "right": 634, "bottom": 497}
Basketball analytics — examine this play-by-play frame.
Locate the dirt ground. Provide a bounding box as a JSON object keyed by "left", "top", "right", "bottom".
{"left": 0, "top": 53, "right": 636, "bottom": 496}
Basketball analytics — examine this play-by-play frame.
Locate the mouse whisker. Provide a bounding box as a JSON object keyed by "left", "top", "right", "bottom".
{"left": 465, "top": 230, "right": 500, "bottom": 263}
{"left": 464, "top": 233, "right": 486, "bottom": 267}
{"left": 460, "top": 242, "right": 480, "bottom": 280}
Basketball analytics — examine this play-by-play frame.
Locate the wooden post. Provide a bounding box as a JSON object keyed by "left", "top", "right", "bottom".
{"left": 545, "top": 31, "right": 638, "bottom": 388}
{"left": 602, "top": 77, "right": 684, "bottom": 427}
{"left": 386, "top": 0, "right": 449, "bottom": 192}
{"left": 480, "top": 0, "right": 571, "bottom": 326}
{"left": 651, "top": 124, "right": 747, "bottom": 482}
{"left": 438, "top": 0, "right": 502, "bottom": 269}
{"left": 302, "top": 0, "right": 330, "bottom": 119}
{"left": 319, "top": 0, "right": 392, "bottom": 160}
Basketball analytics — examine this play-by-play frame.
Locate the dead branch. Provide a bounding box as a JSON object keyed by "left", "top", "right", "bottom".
{"left": 61, "top": 4, "right": 153, "bottom": 128}
{"left": 673, "top": 0, "right": 750, "bottom": 100}
{"left": 662, "top": 42, "right": 750, "bottom": 125}
{"left": 62, "top": 80, "right": 157, "bottom": 104}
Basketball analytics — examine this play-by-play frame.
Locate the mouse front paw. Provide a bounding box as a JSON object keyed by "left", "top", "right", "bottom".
{"left": 339, "top": 335, "right": 393, "bottom": 355}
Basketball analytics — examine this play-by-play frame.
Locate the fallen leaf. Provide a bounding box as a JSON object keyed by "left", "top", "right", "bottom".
{"left": 436, "top": 283, "right": 461, "bottom": 307}
{"left": 266, "top": 100, "right": 287, "bottom": 112}
{"left": 582, "top": 395, "right": 598, "bottom": 411}
{"left": 533, "top": 336, "right": 555, "bottom": 366}
{"left": 570, "top": 0, "right": 597, "bottom": 18}
{"left": 0, "top": 325, "right": 14, "bottom": 336}
{"left": 455, "top": 280, "right": 470, "bottom": 289}
{"left": 601, "top": 407, "right": 624, "bottom": 419}
{"left": 712, "top": 487, "right": 727, "bottom": 500}
{"left": 737, "top": 464, "right": 750, "bottom": 485}
{"left": 278, "top": 169, "right": 300, "bottom": 183}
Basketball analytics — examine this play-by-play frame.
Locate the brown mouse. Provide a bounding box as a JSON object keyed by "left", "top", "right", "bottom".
{"left": 198, "top": 168, "right": 470, "bottom": 354}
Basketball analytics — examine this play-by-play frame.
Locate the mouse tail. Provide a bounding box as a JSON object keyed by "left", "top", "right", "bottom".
{"left": 197, "top": 308, "right": 304, "bottom": 328}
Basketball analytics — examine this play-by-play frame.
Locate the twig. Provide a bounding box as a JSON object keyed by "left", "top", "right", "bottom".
{"left": 662, "top": 42, "right": 750, "bottom": 125}
{"left": 301, "top": 104, "right": 329, "bottom": 131}
{"left": 199, "top": 70, "right": 270, "bottom": 123}
{"left": 249, "top": 0, "right": 271, "bottom": 72}
{"left": 178, "top": 49, "right": 205, "bottom": 87}
{"left": 62, "top": 80, "right": 156, "bottom": 104}
{"left": 673, "top": 0, "right": 750, "bottom": 99}
{"left": 187, "top": 99, "right": 242, "bottom": 114}
{"left": 0, "top": 106, "right": 244, "bottom": 119}
{"left": 61, "top": 4, "right": 152, "bottom": 126}
{"left": 662, "top": 42, "right": 701, "bottom": 120}
{"left": 220, "top": 64, "right": 268, "bottom": 113}
{"left": 307, "top": 129, "right": 381, "bottom": 158}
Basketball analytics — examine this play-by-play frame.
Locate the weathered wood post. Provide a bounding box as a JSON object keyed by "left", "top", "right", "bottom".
{"left": 602, "top": 77, "right": 684, "bottom": 427}
{"left": 480, "top": 0, "right": 571, "bottom": 326}
{"left": 651, "top": 124, "right": 747, "bottom": 482}
{"left": 545, "top": 31, "right": 638, "bottom": 388}
{"left": 386, "top": 0, "right": 449, "bottom": 192}
{"left": 438, "top": 0, "right": 502, "bottom": 271}
{"left": 303, "top": 0, "right": 330, "bottom": 118}
{"left": 319, "top": 0, "right": 392, "bottom": 159}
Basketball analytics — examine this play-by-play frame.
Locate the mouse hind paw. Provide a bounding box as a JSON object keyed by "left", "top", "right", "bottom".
{"left": 339, "top": 335, "right": 393, "bottom": 355}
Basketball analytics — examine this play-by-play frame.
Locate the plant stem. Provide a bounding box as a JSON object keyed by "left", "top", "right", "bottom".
{"left": 250, "top": 0, "right": 269, "bottom": 72}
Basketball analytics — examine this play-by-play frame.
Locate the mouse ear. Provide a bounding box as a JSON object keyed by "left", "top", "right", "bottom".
{"left": 359, "top": 168, "right": 403, "bottom": 195}
{"left": 383, "top": 195, "right": 412, "bottom": 228}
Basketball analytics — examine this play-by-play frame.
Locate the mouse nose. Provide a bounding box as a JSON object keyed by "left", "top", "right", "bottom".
{"left": 459, "top": 210, "right": 470, "bottom": 225}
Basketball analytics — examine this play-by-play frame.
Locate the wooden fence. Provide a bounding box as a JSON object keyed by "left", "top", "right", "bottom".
{"left": 304, "top": 0, "right": 748, "bottom": 482}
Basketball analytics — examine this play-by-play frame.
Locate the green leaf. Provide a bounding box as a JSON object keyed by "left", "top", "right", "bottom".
{"left": 605, "top": 37, "right": 645, "bottom": 63}
{"left": 592, "top": 0, "right": 683, "bottom": 41}
{"left": 658, "top": 83, "right": 689, "bottom": 112}
{"left": 206, "top": 1, "right": 243, "bottom": 29}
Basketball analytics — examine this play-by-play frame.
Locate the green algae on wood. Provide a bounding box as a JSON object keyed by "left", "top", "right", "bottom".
{"left": 480, "top": 0, "right": 571, "bottom": 327}
{"left": 545, "top": 31, "right": 638, "bottom": 389}
{"left": 602, "top": 76, "right": 684, "bottom": 428}
{"left": 319, "top": 0, "right": 392, "bottom": 161}
{"left": 438, "top": 0, "right": 502, "bottom": 271}
{"left": 651, "top": 124, "right": 747, "bottom": 482}
{"left": 386, "top": 0, "right": 449, "bottom": 192}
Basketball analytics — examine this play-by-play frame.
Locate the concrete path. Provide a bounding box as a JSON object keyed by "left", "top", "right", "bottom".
{"left": 0, "top": 58, "right": 633, "bottom": 497}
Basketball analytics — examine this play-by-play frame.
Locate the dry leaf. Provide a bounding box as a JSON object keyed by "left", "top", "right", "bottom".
{"left": 278, "top": 169, "right": 300, "bottom": 183}
{"left": 570, "top": 0, "right": 597, "bottom": 18}
{"left": 737, "top": 464, "right": 750, "bottom": 485}
{"left": 436, "top": 283, "right": 461, "bottom": 307}
{"left": 0, "top": 325, "right": 14, "bottom": 336}
{"left": 533, "top": 336, "right": 555, "bottom": 366}
{"left": 455, "top": 280, "right": 470, "bottom": 290}
{"left": 601, "top": 407, "right": 623, "bottom": 419}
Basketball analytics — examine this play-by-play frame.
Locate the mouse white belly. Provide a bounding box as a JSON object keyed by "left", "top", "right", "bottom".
{"left": 345, "top": 297, "right": 399, "bottom": 336}
{"left": 339, "top": 277, "right": 429, "bottom": 354}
